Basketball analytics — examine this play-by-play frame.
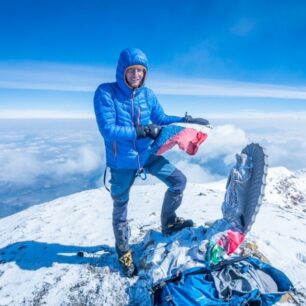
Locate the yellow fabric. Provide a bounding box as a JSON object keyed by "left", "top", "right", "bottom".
{"left": 119, "top": 250, "right": 133, "bottom": 267}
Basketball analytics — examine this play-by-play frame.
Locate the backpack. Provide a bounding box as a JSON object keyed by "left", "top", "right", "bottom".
{"left": 153, "top": 256, "right": 293, "bottom": 306}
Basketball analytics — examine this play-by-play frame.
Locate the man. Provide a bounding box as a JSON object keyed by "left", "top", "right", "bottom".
{"left": 94, "top": 48, "right": 209, "bottom": 277}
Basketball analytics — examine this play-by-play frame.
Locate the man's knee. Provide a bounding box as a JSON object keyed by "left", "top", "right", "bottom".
{"left": 111, "top": 192, "right": 129, "bottom": 204}
{"left": 110, "top": 168, "right": 135, "bottom": 202}
{"left": 112, "top": 198, "right": 128, "bottom": 225}
{"left": 167, "top": 169, "right": 187, "bottom": 193}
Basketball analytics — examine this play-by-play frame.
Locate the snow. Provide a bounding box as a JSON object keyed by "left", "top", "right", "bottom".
{"left": 265, "top": 167, "right": 306, "bottom": 208}
{"left": 0, "top": 167, "right": 305, "bottom": 305}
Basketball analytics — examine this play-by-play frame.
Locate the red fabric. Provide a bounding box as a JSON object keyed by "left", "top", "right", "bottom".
{"left": 157, "top": 128, "right": 208, "bottom": 156}
{"left": 217, "top": 230, "right": 245, "bottom": 255}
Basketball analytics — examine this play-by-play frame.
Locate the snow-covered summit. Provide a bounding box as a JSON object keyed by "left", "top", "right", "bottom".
{"left": 265, "top": 167, "right": 306, "bottom": 209}
{"left": 0, "top": 167, "right": 305, "bottom": 305}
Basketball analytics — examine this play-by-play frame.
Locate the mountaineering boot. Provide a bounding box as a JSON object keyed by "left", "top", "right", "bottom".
{"left": 162, "top": 217, "right": 194, "bottom": 236}
{"left": 118, "top": 250, "right": 137, "bottom": 277}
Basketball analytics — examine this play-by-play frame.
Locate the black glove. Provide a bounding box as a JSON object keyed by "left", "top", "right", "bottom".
{"left": 147, "top": 124, "right": 162, "bottom": 139}
{"left": 135, "top": 124, "right": 162, "bottom": 139}
{"left": 184, "top": 114, "right": 210, "bottom": 126}
{"left": 135, "top": 126, "right": 149, "bottom": 138}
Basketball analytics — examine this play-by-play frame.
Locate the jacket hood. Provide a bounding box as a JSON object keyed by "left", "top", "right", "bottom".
{"left": 116, "top": 48, "right": 148, "bottom": 96}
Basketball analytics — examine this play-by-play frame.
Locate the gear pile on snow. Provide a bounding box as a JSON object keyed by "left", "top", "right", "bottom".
{"left": 136, "top": 143, "right": 294, "bottom": 306}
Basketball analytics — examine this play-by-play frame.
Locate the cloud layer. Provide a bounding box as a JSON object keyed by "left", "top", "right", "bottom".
{"left": 1, "top": 61, "right": 306, "bottom": 100}
{"left": 1, "top": 120, "right": 305, "bottom": 187}
{"left": 0, "top": 121, "right": 104, "bottom": 187}
{"left": 1, "top": 119, "right": 306, "bottom": 218}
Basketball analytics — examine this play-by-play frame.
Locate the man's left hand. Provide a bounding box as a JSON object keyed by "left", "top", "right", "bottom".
{"left": 184, "top": 115, "right": 210, "bottom": 126}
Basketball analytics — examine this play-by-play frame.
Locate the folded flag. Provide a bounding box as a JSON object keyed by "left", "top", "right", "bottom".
{"left": 151, "top": 125, "right": 208, "bottom": 156}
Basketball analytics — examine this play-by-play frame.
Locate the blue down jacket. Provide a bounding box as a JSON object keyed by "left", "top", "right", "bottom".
{"left": 94, "top": 48, "right": 184, "bottom": 169}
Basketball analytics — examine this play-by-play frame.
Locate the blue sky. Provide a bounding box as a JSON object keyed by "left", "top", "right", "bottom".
{"left": 1, "top": 1, "right": 306, "bottom": 217}
{"left": 1, "top": 0, "right": 306, "bottom": 118}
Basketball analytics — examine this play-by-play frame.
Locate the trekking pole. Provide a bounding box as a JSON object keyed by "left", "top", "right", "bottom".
{"left": 184, "top": 254, "right": 251, "bottom": 278}
{"left": 288, "top": 288, "right": 306, "bottom": 305}
{"left": 210, "top": 254, "right": 251, "bottom": 272}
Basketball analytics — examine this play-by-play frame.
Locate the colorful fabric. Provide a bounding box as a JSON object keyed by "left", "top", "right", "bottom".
{"left": 214, "top": 230, "right": 245, "bottom": 255}
{"left": 204, "top": 229, "right": 245, "bottom": 265}
{"left": 151, "top": 125, "right": 208, "bottom": 156}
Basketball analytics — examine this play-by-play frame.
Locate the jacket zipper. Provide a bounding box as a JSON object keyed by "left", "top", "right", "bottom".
{"left": 131, "top": 90, "right": 144, "bottom": 174}
{"left": 113, "top": 142, "right": 117, "bottom": 159}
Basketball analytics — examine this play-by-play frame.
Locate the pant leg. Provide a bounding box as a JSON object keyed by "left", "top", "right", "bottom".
{"left": 145, "top": 155, "right": 187, "bottom": 228}
{"left": 110, "top": 168, "right": 136, "bottom": 255}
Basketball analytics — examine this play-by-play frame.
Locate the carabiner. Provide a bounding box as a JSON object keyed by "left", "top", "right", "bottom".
{"left": 136, "top": 168, "right": 147, "bottom": 180}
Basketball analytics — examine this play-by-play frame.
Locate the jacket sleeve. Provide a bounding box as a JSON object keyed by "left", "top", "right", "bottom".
{"left": 94, "top": 85, "right": 137, "bottom": 141}
{"left": 149, "top": 90, "right": 185, "bottom": 125}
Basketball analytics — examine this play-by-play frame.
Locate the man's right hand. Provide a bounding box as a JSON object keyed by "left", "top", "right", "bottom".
{"left": 135, "top": 124, "right": 162, "bottom": 139}
{"left": 147, "top": 124, "right": 162, "bottom": 139}
{"left": 135, "top": 126, "right": 149, "bottom": 138}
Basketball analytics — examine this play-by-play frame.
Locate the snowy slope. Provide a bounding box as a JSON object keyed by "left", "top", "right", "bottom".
{"left": 265, "top": 167, "right": 306, "bottom": 208}
{"left": 0, "top": 167, "right": 305, "bottom": 305}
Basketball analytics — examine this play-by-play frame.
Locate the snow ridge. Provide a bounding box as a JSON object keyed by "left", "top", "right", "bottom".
{"left": 0, "top": 167, "right": 305, "bottom": 305}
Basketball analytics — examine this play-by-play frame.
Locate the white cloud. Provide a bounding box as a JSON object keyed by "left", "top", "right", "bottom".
{"left": 2, "top": 109, "right": 306, "bottom": 120}
{"left": 206, "top": 111, "right": 306, "bottom": 120}
{"left": 150, "top": 78, "right": 306, "bottom": 100}
{"left": 193, "top": 122, "right": 306, "bottom": 172}
{"left": 1, "top": 120, "right": 306, "bottom": 191}
{"left": 196, "top": 124, "right": 249, "bottom": 164}
{"left": 0, "top": 110, "right": 94, "bottom": 119}
{"left": 0, "top": 61, "right": 113, "bottom": 92}
{"left": 247, "top": 134, "right": 306, "bottom": 171}
{"left": 0, "top": 137, "right": 104, "bottom": 186}
{"left": 0, "top": 151, "right": 43, "bottom": 184}
{"left": 54, "top": 146, "right": 102, "bottom": 176}
{"left": 1, "top": 61, "right": 306, "bottom": 101}
{"left": 168, "top": 122, "right": 306, "bottom": 182}
{"left": 143, "top": 124, "right": 250, "bottom": 183}
{"left": 175, "top": 160, "right": 223, "bottom": 183}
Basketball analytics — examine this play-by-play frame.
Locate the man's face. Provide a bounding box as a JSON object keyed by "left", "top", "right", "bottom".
{"left": 125, "top": 66, "right": 145, "bottom": 88}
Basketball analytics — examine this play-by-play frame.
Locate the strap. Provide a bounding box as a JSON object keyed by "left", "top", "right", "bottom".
{"left": 103, "top": 167, "right": 111, "bottom": 192}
